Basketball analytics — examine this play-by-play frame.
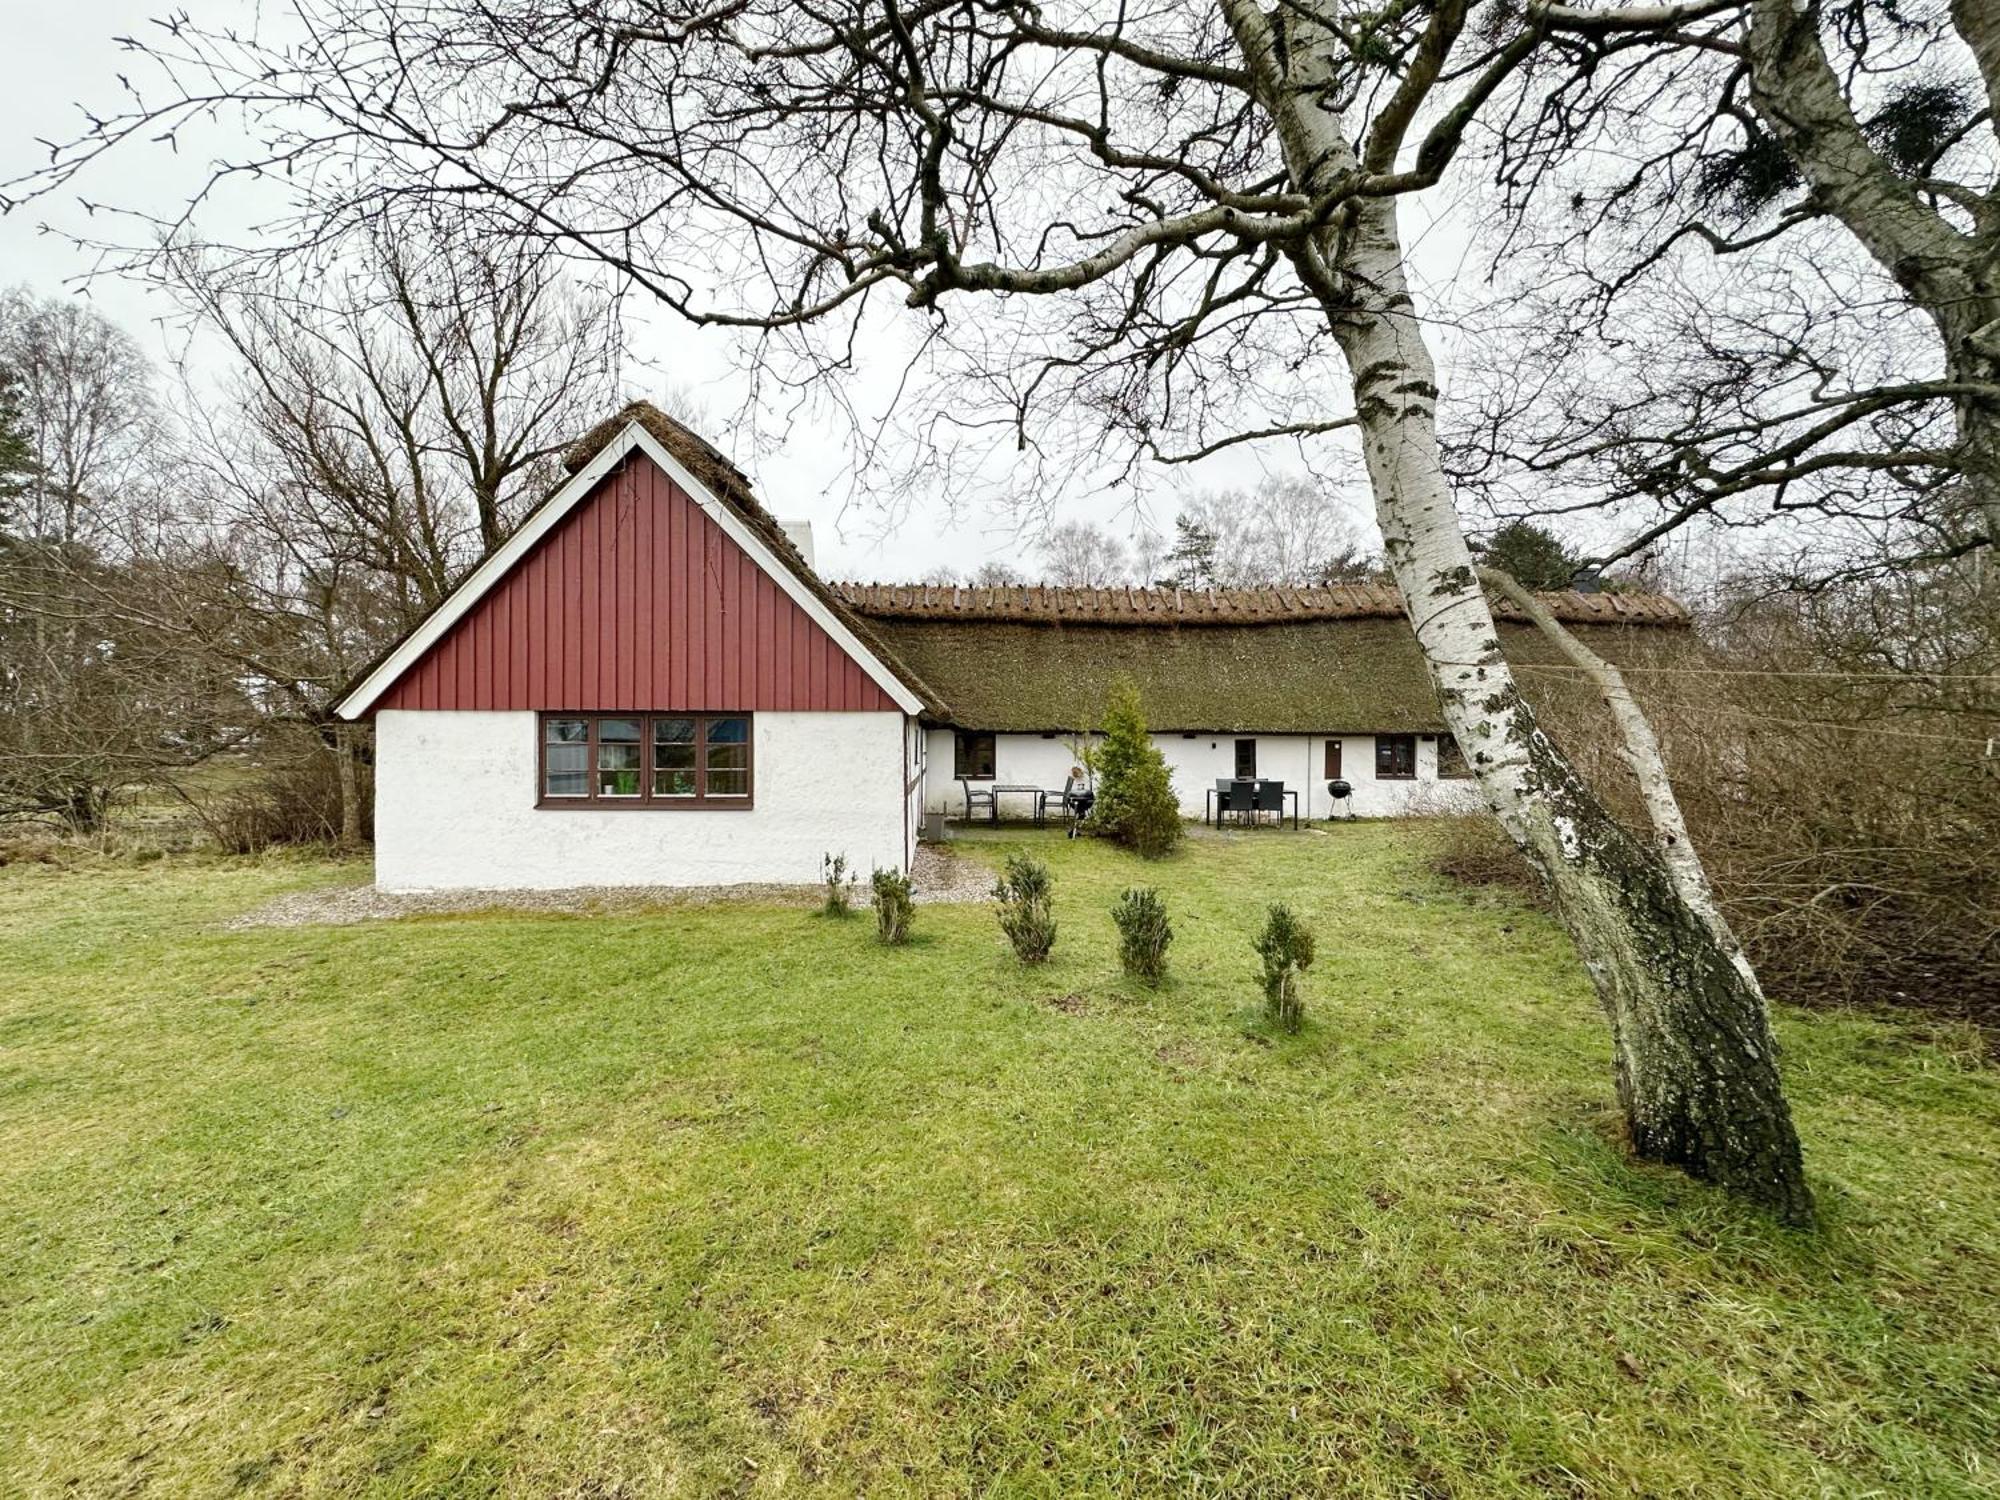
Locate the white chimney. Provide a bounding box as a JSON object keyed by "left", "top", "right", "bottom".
{"left": 779, "top": 519, "right": 817, "bottom": 573}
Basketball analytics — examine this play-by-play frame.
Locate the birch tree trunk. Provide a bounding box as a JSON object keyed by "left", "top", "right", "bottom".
{"left": 1227, "top": 0, "right": 1814, "bottom": 1221}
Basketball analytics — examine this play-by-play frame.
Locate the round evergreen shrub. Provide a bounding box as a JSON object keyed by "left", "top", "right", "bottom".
{"left": 1254, "top": 903, "right": 1316, "bottom": 1032}
{"left": 1111, "top": 886, "right": 1173, "bottom": 984}
{"left": 994, "top": 854, "right": 1057, "bottom": 962}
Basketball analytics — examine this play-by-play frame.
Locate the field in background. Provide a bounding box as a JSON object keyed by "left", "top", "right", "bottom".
{"left": 1, "top": 828, "right": 1995, "bottom": 1495}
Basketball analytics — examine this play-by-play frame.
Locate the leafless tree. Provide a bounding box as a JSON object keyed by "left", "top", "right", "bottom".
{"left": 1179, "top": 474, "right": 1379, "bottom": 586}
{"left": 11, "top": 0, "right": 1818, "bottom": 1216}
{"left": 969, "top": 560, "right": 1026, "bottom": 588}
{"left": 0, "top": 289, "right": 158, "bottom": 546}
{"left": 165, "top": 219, "right": 623, "bottom": 614}
{"left": 1453, "top": 0, "right": 1999, "bottom": 591}
{"left": 1040, "top": 522, "right": 1131, "bottom": 587}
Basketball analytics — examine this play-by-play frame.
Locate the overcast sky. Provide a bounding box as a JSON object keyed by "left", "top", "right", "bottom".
{"left": 0, "top": 1, "right": 1392, "bottom": 582}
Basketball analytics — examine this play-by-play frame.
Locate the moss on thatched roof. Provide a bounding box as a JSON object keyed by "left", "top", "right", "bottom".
{"left": 846, "top": 605, "right": 1697, "bottom": 733}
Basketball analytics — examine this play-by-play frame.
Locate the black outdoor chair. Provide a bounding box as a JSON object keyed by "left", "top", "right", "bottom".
{"left": 958, "top": 777, "right": 997, "bottom": 824}
{"left": 1254, "top": 780, "right": 1286, "bottom": 825}
{"left": 1217, "top": 778, "right": 1255, "bottom": 827}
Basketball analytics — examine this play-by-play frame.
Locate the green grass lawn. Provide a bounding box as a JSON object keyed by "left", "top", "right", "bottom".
{"left": 1, "top": 829, "right": 1995, "bottom": 1497}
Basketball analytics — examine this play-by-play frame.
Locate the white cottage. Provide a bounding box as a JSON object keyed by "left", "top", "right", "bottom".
{"left": 833, "top": 581, "right": 1693, "bottom": 824}
{"left": 337, "top": 401, "right": 1694, "bottom": 890}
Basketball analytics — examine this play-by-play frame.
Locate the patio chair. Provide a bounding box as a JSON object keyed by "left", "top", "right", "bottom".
{"left": 1217, "top": 778, "right": 1255, "bottom": 827}
{"left": 1254, "top": 779, "right": 1286, "bottom": 827}
{"left": 958, "top": 777, "right": 997, "bottom": 824}
{"left": 1046, "top": 770, "right": 1088, "bottom": 831}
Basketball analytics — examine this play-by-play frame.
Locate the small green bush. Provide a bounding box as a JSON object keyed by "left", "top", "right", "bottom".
{"left": 871, "top": 867, "right": 915, "bottom": 945}
{"left": 994, "top": 854, "right": 1057, "bottom": 963}
{"left": 1253, "top": 903, "right": 1316, "bottom": 1032}
{"left": 1088, "top": 680, "right": 1183, "bottom": 858}
{"left": 1111, "top": 886, "right": 1173, "bottom": 984}
{"left": 821, "top": 851, "right": 856, "bottom": 917}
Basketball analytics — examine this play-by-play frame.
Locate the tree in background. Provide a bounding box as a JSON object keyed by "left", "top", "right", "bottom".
{"left": 1458, "top": 0, "right": 1999, "bottom": 589}
{"left": 0, "top": 365, "right": 33, "bottom": 528}
{"left": 919, "top": 560, "right": 1027, "bottom": 588}
{"left": 0, "top": 290, "right": 157, "bottom": 547}
{"left": 1040, "top": 522, "right": 1129, "bottom": 588}
{"left": 1475, "top": 521, "right": 1582, "bottom": 592}
{"left": 168, "top": 219, "right": 622, "bottom": 615}
{"left": 1164, "top": 514, "right": 1219, "bottom": 588}
{"left": 1173, "top": 476, "right": 1381, "bottom": 588}
{"left": 0, "top": 297, "right": 248, "bottom": 831}
{"left": 1088, "top": 681, "right": 1183, "bottom": 859}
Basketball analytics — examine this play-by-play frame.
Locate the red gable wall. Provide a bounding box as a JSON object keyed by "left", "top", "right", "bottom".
{"left": 378, "top": 453, "right": 897, "bottom": 713}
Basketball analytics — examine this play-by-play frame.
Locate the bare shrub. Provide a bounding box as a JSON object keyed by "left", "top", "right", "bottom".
{"left": 1479, "top": 593, "right": 2000, "bottom": 1021}
{"left": 183, "top": 733, "right": 369, "bottom": 854}
{"left": 1427, "top": 814, "right": 1544, "bottom": 901}
{"left": 821, "top": 852, "right": 856, "bottom": 918}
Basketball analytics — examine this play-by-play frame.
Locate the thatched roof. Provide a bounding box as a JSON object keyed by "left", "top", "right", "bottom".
{"left": 835, "top": 583, "right": 1695, "bottom": 733}
{"left": 565, "top": 402, "right": 952, "bottom": 716}
{"left": 835, "top": 580, "right": 1690, "bottom": 627}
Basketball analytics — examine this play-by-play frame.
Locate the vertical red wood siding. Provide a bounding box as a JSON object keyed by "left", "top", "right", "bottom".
{"left": 377, "top": 453, "right": 896, "bottom": 713}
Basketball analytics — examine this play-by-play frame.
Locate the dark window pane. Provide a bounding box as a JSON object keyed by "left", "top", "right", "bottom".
{"left": 546, "top": 718, "right": 588, "bottom": 744}
{"left": 954, "top": 731, "right": 995, "bottom": 779}
{"left": 545, "top": 770, "right": 589, "bottom": 798}
{"left": 707, "top": 767, "right": 749, "bottom": 798}
{"left": 707, "top": 717, "right": 749, "bottom": 745}
{"left": 1375, "top": 735, "right": 1415, "bottom": 778}
{"left": 654, "top": 717, "right": 695, "bottom": 746}
{"left": 1438, "top": 734, "right": 1471, "bottom": 779}
{"left": 1235, "top": 739, "right": 1257, "bottom": 778}
{"left": 599, "top": 718, "right": 641, "bottom": 743}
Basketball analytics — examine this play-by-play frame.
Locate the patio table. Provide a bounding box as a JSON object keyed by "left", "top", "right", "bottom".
{"left": 991, "top": 784, "right": 1051, "bottom": 824}
{"left": 1206, "top": 782, "right": 1299, "bottom": 830}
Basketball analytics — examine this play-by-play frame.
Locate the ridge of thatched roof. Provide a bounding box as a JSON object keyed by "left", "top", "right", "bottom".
{"left": 563, "top": 402, "right": 951, "bottom": 717}
{"left": 832, "top": 581, "right": 1690, "bottom": 628}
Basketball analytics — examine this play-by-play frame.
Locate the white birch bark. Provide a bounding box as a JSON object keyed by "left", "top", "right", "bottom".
{"left": 1478, "top": 565, "right": 1762, "bottom": 989}
{"left": 1224, "top": 0, "right": 1814, "bottom": 1221}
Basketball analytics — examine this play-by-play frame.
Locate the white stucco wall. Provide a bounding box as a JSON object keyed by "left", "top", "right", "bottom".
{"left": 375, "top": 709, "right": 911, "bottom": 890}
{"left": 922, "top": 728, "right": 1483, "bottom": 822}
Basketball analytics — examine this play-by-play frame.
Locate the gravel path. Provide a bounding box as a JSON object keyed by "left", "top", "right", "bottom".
{"left": 224, "top": 840, "right": 993, "bottom": 929}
